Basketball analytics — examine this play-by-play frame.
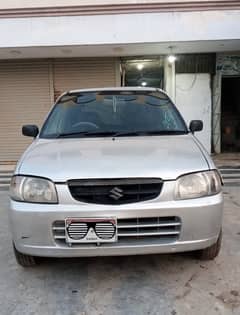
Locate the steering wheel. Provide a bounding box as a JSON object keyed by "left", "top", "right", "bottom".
{"left": 72, "top": 122, "right": 99, "bottom": 130}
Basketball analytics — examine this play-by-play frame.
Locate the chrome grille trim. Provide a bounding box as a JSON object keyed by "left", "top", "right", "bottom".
{"left": 53, "top": 221, "right": 66, "bottom": 240}
{"left": 52, "top": 227, "right": 65, "bottom": 231}
{"left": 118, "top": 231, "right": 180, "bottom": 237}
{"left": 54, "top": 235, "right": 65, "bottom": 239}
{"left": 118, "top": 222, "right": 181, "bottom": 229}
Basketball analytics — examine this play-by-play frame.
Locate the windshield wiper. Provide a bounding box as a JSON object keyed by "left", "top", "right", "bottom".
{"left": 55, "top": 129, "right": 187, "bottom": 138}
{"left": 113, "top": 130, "right": 187, "bottom": 137}
{"left": 56, "top": 131, "right": 117, "bottom": 138}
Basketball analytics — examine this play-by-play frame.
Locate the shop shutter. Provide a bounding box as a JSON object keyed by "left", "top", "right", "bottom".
{"left": 0, "top": 60, "right": 52, "bottom": 161}
{"left": 53, "top": 58, "right": 119, "bottom": 98}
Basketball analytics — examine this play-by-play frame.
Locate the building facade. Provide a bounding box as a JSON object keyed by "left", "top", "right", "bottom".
{"left": 0, "top": 0, "right": 240, "bottom": 161}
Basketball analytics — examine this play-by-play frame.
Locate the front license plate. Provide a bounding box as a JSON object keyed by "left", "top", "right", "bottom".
{"left": 65, "top": 217, "right": 117, "bottom": 243}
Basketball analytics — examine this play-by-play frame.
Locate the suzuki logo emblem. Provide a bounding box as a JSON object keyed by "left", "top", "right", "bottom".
{"left": 109, "top": 187, "right": 124, "bottom": 200}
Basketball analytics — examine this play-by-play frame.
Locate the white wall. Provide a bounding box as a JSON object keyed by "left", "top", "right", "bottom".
{"left": 0, "top": 0, "right": 230, "bottom": 9}
{"left": 176, "top": 73, "right": 211, "bottom": 152}
{"left": 0, "top": 10, "right": 240, "bottom": 48}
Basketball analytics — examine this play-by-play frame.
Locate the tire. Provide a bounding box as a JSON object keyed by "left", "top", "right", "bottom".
{"left": 13, "top": 243, "right": 38, "bottom": 267}
{"left": 196, "top": 230, "right": 222, "bottom": 260}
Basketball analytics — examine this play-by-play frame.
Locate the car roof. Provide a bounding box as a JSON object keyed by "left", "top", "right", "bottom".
{"left": 68, "top": 87, "right": 166, "bottom": 95}
{"left": 56, "top": 87, "right": 169, "bottom": 104}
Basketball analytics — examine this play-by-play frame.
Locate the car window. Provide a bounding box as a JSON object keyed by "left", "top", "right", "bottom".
{"left": 40, "top": 91, "right": 187, "bottom": 138}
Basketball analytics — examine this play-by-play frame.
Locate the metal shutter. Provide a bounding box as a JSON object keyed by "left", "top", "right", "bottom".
{"left": 53, "top": 58, "right": 119, "bottom": 97}
{"left": 0, "top": 60, "right": 52, "bottom": 162}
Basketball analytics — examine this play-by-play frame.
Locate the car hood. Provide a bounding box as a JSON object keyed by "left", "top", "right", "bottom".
{"left": 18, "top": 135, "right": 209, "bottom": 182}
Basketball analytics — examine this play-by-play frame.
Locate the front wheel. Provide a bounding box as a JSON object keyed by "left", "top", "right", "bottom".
{"left": 13, "top": 243, "right": 38, "bottom": 267}
{"left": 196, "top": 230, "right": 222, "bottom": 260}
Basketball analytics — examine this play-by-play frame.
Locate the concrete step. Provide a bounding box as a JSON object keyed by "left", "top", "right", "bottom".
{"left": 222, "top": 177, "right": 240, "bottom": 181}
{"left": 221, "top": 171, "right": 240, "bottom": 175}
{"left": 219, "top": 168, "right": 240, "bottom": 187}
{"left": 223, "top": 183, "right": 240, "bottom": 187}
{"left": 0, "top": 183, "right": 9, "bottom": 191}
{"left": 0, "top": 179, "right": 11, "bottom": 184}
{"left": 0, "top": 170, "right": 12, "bottom": 191}
{"left": 0, "top": 174, "right": 12, "bottom": 178}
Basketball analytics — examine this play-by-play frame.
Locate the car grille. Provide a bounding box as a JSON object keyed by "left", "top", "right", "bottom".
{"left": 52, "top": 216, "right": 181, "bottom": 245}
{"left": 68, "top": 178, "right": 163, "bottom": 205}
{"left": 117, "top": 217, "right": 181, "bottom": 241}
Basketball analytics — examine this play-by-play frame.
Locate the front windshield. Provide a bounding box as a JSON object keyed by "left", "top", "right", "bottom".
{"left": 40, "top": 90, "right": 188, "bottom": 138}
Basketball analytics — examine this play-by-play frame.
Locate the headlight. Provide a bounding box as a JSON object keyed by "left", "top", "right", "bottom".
{"left": 175, "top": 170, "right": 222, "bottom": 200}
{"left": 10, "top": 176, "right": 58, "bottom": 203}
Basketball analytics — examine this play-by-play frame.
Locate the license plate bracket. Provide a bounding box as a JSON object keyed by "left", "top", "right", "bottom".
{"left": 65, "top": 217, "right": 117, "bottom": 243}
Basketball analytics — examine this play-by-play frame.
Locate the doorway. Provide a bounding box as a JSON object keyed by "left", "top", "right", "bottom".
{"left": 121, "top": 58, "right": 164, "bottom": 88}
{"left": 221, "top": 76, "right": 240, "bottom": 152}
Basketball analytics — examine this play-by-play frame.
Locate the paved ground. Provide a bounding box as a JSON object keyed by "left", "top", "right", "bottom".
{"left": 213, "top": 153, "right": 240, "bottom": 168}
{"left": 0, "top": 187, "right": 240, "bottom": 315}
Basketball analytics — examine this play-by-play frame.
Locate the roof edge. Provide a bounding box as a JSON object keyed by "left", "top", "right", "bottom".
{"left": 0, "top": 1, "right": 240, "bottom": 19}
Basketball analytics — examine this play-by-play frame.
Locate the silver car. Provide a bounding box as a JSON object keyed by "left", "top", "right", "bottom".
{"left": 9, "top": 87, "right": 223, "bottom": 267}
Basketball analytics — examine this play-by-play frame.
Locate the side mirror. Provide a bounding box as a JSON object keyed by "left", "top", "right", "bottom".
{"left": 189, "top": 120, "right": 203, "bottom": 133}
{"left": 22, "top": 125, "right": 39, "bottom": 137}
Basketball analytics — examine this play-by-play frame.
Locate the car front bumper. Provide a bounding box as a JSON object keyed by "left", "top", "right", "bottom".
{"left": 9, "top": 185, "right": 223, "bottom": 258}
